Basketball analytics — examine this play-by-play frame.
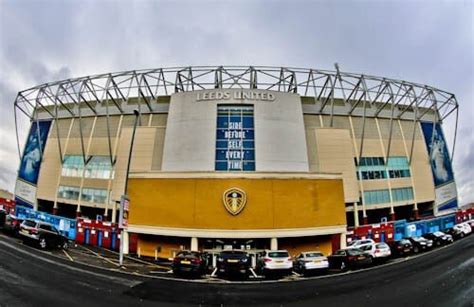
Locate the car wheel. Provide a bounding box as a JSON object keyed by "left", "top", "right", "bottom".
{"left": 39, "top": 237, "right": 47, "bottom": 249}
{"left": 340, "top": 261, "right": 347, "bottom": 271}
{"left": 460, "top": 233, "right": 465, "bottom": 238}
{"left": 413, "top": 246, "right": 419, "bottom": 253}
{"left": 62, "top": 240, "right": 69, "bottom": 250}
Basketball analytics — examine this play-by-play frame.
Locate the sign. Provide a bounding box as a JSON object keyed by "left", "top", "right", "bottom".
{"left": 420, "top": 122, "right": 458, "bottom": 214}
{"left": 215, "top": 105, "right": 255, "bottom": 171}
{"left": 119, "top": 195, "right": 130, "bottom": 229}
{"left": 197, "top": 90, "right": 275, "bottom": 102}
{"left": 15, "top": 120, "right": 52, "bottom": 208}
{"left": 223, "top": 188, "right": 247, "bottom": 216}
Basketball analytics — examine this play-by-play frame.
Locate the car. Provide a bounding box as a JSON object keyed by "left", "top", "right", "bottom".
{"left": 216, "top": 250, "right": 251, "bottom": 279}
{"left": 422, "top": 231, "right": 453, "bottom": 246}
{"left": 444, "top": 227, "right": 464, "bottom": 240}
{"left": 2, "top": 214, "right": 24, "bottom": 236}
{"left": 293, "top": 251, "right": 329, "bottom": 275}
{"left": 0, "top": 209, "right": 5, "bottom": 229}
{"left": 19, "top": 220, "right": 69, "bottom": 250}
{"left": 453, "top": 222, "right": 472, "bottom": 236}
{"left": 407, "top": 236, "right": 433, "bottom": 253}
{"left": 388, "top": 239, "right": 413, "bottom": 257}
{"left": 257, "top": 250, "right": 293, "bottom": 277}
{"left": 347, "top": 239, "right": 376, "bottom": 249}
{"left": 327, "top": 248, "right": 372, "bottom": 271}
{"left": 359, "top": 242, "right": 391, "bottom": 263}
{"left": 466, "top": 219, "right": 474, "bottom": 231}
{"left": 172, "top": 250, "right": 208, "bottom": 277}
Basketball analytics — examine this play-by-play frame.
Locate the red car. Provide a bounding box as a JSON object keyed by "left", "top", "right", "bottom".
{"left": 2, "top": 214, "right": 24, "bottom": 236}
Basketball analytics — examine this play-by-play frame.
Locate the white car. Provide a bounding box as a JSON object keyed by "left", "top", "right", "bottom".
{"left": 293, "top": 251, "right": 329, "bottom": 274}
{"left": 360, "top": 242, "right": 391, "bottom": 262}
{"left": 258, "top": 250, "right": 293, "bottom": 276}
{"left": 453, "top": 222, "right": 472, "bottom": 236}
{"left": 347, "top": 239, "right": 376, "bottom": 249}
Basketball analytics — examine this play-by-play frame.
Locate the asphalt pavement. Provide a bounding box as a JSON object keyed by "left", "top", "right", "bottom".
{"left": 0, "top": 232, "right": 473, "bottom": 307}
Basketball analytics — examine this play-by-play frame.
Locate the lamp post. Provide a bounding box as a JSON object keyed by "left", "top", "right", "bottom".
{"left": 119, "top": 109, "right": 140, "bottom": 267}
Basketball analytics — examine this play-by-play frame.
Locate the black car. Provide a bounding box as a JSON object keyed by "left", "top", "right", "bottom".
{"left": 0, "top": 209, "right": 5, "bottom": 229}
{"left": 216, "top": 250, "right": 251, "bottom": 279}
{"left": 444, "top": 228, "right": 464, "bottom": 240}
{"left": 172, "top": 251, "right": 208, "bottom": 277}
{"left": 327, "top": 248, "right": 372, "bottom": 271}
{"left": 388, "top": 239, "right": 413, "bottom": 257}
{"left": 2, "top": 214, "right": 24, "bottom": 236}
{"left": 406, "top": 236, "right": 433, "bottom": 253}
{"left": 422, "top": 231, "right": 453, "bottom": 247}
{"left": 19, "top": 220, "right": 69, "bottom": 250}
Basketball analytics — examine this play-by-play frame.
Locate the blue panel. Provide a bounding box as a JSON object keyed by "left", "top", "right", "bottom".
{"left": 242, "top": 116, "right": 254, "bottom": 128}
{"left": 216, "top": 140, "right": 228, "bottom": 149}
{"left": 215, "top": 161, "right": 228, "bottom": 171}
{"left": 217, "top": 116, "right": 229, "bottom": 128}
{"left": 243, "top": 161, "right": 255, "bottom": 170}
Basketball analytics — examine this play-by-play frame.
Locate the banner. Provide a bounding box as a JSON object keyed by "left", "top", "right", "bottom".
{"left": 15, "top": 120, "right": 52, "bottom": 207}
{"left": 420, "top": 122, "right": 458, "bottom": 213}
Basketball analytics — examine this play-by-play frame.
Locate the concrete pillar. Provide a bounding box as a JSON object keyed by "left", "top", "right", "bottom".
{"left": 363, "top": 215, "right": 368, "bottom": 225}
{"left": 353, "top": 202, "right": 360, "bottom": 227}
{"left": 191, "top": 237, "right": 199, "bottom": 251}
{"left": 413, "top": 209, "right": 419, "bottom": 220}
{"left": 390, "top": 212, "right": 396, "bottom": 221}
{"left": 340, "top": 232, "right": 347, "bottom": 249}
{"left": 270, "top": 237, "right": 278, "bottom": 250}
{"left": 52, "top": 207, "right": 58, "bottom": 215}
{"left": 123, "top": 231, "right": 129, "bottom": 254}
{"left": 111, "top": 202, "right": 117, "bottom": 224}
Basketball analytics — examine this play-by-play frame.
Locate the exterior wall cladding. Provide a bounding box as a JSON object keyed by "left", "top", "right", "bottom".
{"left": 34, "top": 90, "right": 444, "bottom": 216}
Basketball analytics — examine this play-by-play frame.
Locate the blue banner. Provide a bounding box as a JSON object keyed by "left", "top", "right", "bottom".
{"left": 420, "top": 122, "right": 457, "bottom": 212}
{"left": 18, "top": 120, "right": 52, "bottom": 184}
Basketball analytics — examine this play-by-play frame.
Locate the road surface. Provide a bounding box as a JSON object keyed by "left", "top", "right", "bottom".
{"left": 0, "top": 233, "right": 473, "bottom": 306}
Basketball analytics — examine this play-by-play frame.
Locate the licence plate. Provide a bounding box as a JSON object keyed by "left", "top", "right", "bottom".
{"left": 313, "top": 260, "right": 321, "bottom": 263}
{"left": 358, "top": 256, "right": 364, "bottom": 260}
{"left": 276, "top": 260, "right": 284, "bottom": 263}
{"left": 228, "top": 259, "right": 239, "bottom": 263}
{"left": 181, "top": 260, "right": 191, "bottom": 264}
{"left": 404, "top": 249, "right": 409, "bottom": 252}
{"left": 21, "top": 229, "right": 28, "bottom": 234}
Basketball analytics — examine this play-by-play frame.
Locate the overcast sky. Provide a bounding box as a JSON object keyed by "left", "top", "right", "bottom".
{"left": 0, "top": 0, "right": 473, "bottom": 204}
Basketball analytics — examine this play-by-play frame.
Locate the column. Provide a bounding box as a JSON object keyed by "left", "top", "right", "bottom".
{"left": 340, "top": 232, "right": 347, "bottom": 249}
{"left": 191, "top": 237, "right": 199, "bottom": 251}
{"left": 270, "top": 237, "right": 278, "bottom": 250}
{"left": 123, "top": 231, "right": 129, "bottom": 254}
{"left": 353, "top": 202, "right": 360, "bottom": 227}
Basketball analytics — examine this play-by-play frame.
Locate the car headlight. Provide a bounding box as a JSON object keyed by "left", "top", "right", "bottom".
{"left": 241, "top": 258, "right": 248, "bottom": 263}
{"left": 217, "top": 257, "right": 224, "bottom": 262}
{"left": 420, "top": 242, "right": 426, "bottom": 245}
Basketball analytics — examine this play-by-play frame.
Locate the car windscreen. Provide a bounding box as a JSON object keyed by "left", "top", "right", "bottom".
{"left": 347, "top": 249, "right": 363, "bottom": 256}
{"left": 306, "top": 252, "right": 324, "bottom": 257}
{"left": 22, "top": 220, "right": 36, "bottom": 227}
{"left": 375, "top": 243, "right": 388, "bottom": 248}
{"left": 268, "top": 252, "right": 289, "bottom": 258}
{"left": 177, "top": 251, "right": 199, "bottom": 258}
{"left": 400, "top": 239, "right": 411, "bottom": 244}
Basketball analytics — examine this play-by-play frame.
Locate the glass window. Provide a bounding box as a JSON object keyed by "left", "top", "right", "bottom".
{"left": 61, "top": 155, "right": 114, "bottom": 179}
{"left": 391, "top": 187, "right": 414, "bottom": 202}
{"left": 58, "top": 185, "right": 80, "bottom": 200}
{"left": 364, "top": 189, "right": 390, "bottom": 205}
{"left": 215, "top": 105, "right": 255, "bottom": 171}
{"left": 81, "top": 187, "right": 108, "bottom": 204}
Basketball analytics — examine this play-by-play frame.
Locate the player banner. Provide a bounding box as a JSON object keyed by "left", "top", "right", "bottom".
{"left": 15, "top": 120, "right": 52, "bottom": 208}
{"left": 420, "top": 122, "right": 458, "bottom": 214}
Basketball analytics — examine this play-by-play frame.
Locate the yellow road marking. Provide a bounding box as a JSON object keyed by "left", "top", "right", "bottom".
{"left": 62, "top": 249, "right": 74, "bottom": 262}
{"left": 78, "top": 245, "right": 123, "bottom": 268}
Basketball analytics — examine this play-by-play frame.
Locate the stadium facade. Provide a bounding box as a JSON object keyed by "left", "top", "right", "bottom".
{"left": 13, "top": 66, "right": 459, "bottom": 257}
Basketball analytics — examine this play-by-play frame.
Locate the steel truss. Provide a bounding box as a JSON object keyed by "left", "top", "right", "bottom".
{"left": 13, "top": 66, "right": 459, "bottom": 166}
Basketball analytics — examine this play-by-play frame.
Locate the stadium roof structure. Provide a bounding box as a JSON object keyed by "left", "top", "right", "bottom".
{"left": 12, "top": 65, "right": 459, "bottom": 163}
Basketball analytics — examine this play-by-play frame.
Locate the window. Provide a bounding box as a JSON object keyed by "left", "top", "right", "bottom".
{"left": 215, "top": 105, "right": 255, "bottom": 171}
{"left": 61, "top": 155, "right": 114, "bottom": 179}
{"left": 387, "top": 157, "right": 411, "bottom": 179}
{"left": 356, "top": 156, "right": 411, "bottom": 180}
{"left": 364, "top": 189, "right": 390, "bottom": 205}
{"left": 392, "top": 187, "right": 414, "bottom": 202}
{"left": 58, "top": 185, "right": 80, "bottom": 200}
{"left": 81, "top": 188, "right": 108, "bottom": 204}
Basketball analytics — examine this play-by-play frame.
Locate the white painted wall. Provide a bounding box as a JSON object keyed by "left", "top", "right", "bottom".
{"left": 161, "top": 89, "right": 309, "bottom": 172}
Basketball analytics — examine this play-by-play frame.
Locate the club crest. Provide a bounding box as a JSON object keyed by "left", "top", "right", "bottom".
{"left": 223, "top": 188, "right": 247, "bottom": 216}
